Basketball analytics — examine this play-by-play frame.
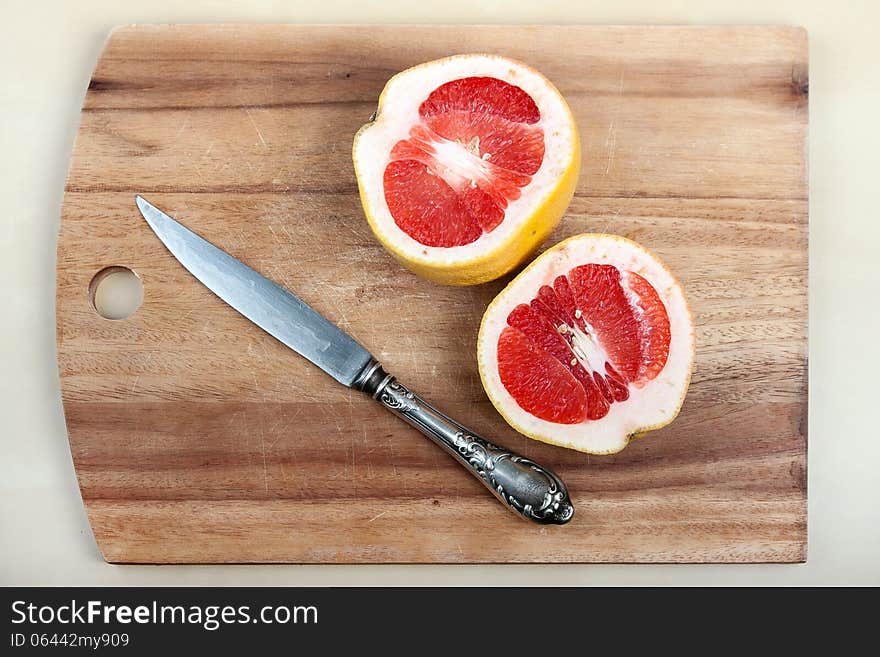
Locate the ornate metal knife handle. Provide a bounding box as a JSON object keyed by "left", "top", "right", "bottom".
{"left": 353, "top": 360, "right": 574, "bottom": 525}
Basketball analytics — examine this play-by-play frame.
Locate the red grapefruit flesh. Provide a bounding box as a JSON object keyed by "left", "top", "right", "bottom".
{"left": 499, "top": 264, "right": 671, "bottom": 424}
{"left": 384, "top": 77, "right": 545, "bottom": 248}
{"left": 478, "top": 234, "right": 695, "bottom": 454}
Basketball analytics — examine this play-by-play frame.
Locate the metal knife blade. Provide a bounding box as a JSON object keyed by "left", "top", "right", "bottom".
{"left": 135, "top": 195, "right": 374, "bottom": 387}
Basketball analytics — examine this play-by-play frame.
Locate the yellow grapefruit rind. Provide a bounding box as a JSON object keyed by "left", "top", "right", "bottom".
{"left": 353, "top": 54, "right": 581, "bottom": 286}
{"left": 477, "top": 234, "right": 695, "bottom": 455}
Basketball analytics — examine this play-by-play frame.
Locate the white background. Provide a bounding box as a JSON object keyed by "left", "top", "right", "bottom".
{"left": 2, "top": 0, "right": 877, "bottom": 585}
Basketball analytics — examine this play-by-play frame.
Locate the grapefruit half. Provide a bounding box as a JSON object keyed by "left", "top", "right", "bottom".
{"left": 353, "top": 54, "right": 580, "bottom": 285}
{"left": 477, "top": 234, "right": 695, "bottom": 454}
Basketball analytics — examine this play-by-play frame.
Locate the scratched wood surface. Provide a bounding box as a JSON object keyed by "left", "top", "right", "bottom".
{"left": 57, "top": 25, "right": 808, "bottom": 563}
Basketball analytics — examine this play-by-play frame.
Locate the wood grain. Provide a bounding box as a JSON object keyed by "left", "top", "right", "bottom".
{"left": 57, "top": 25, "right": 808, "bottom": 563}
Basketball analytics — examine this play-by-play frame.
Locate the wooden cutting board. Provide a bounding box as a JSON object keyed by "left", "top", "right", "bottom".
{"left": 57, "top": 25, "right": 808, "bottom": 563}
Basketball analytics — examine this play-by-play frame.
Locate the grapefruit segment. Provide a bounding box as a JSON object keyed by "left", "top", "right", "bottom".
{"left": 419, "top": 76, "right": 542, "bottom": 124}
{"left": 478, "top": 234, "right": 695, "bottom": 454}
{"left": 382, "top": 159, "right": 484, "bottom": 247}
{"left": 353, "top": 55, "right": 580, "bottom": 285}
{"left": 624, "top": 271, "right": 672, "bottom": 385}
{"left": 497, "top": 327, "right": 587, "bottom": 425}
{"left": 566, "top": 263, "right": 647, "bottom": 384}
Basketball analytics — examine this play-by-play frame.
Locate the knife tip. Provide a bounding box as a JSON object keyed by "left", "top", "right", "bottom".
{"left": 134, "top": 195, "right": 160, "bottom": 231}
{"left": 135, "top": 195, "right": 156, "bottom": 222}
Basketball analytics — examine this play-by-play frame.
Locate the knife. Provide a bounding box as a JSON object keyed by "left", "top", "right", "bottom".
{"left": 135, "top": 196, "right": 573, "bottom": 524}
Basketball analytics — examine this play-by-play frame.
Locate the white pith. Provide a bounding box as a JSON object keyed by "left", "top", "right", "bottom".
{"left": 429, "top": 136, "right": 492, "bottom": 191}
{"left": 478, "top": 235, "right": 696, "bottom": 455}
{"left": 353, "top": 55, "right": 576, "bottom": 262}
{"left": 561, "top": 321, "right": 610, "bottom": 374}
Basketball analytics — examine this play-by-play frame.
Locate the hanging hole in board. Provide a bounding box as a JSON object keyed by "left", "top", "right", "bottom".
{"left": 89, "top": 266, "right": 144, "bottom": 320}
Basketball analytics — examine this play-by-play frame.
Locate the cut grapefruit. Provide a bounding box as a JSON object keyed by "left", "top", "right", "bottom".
{"left": 353, "top": 54, "right": 580, "bottom": 285}
{"left": 477, "top": 234, "right": 695, "bottom": 454}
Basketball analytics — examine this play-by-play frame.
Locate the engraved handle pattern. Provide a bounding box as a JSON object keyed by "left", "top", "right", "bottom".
{"left": 356, "top": 363, "right": 574, "bottom": 525}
